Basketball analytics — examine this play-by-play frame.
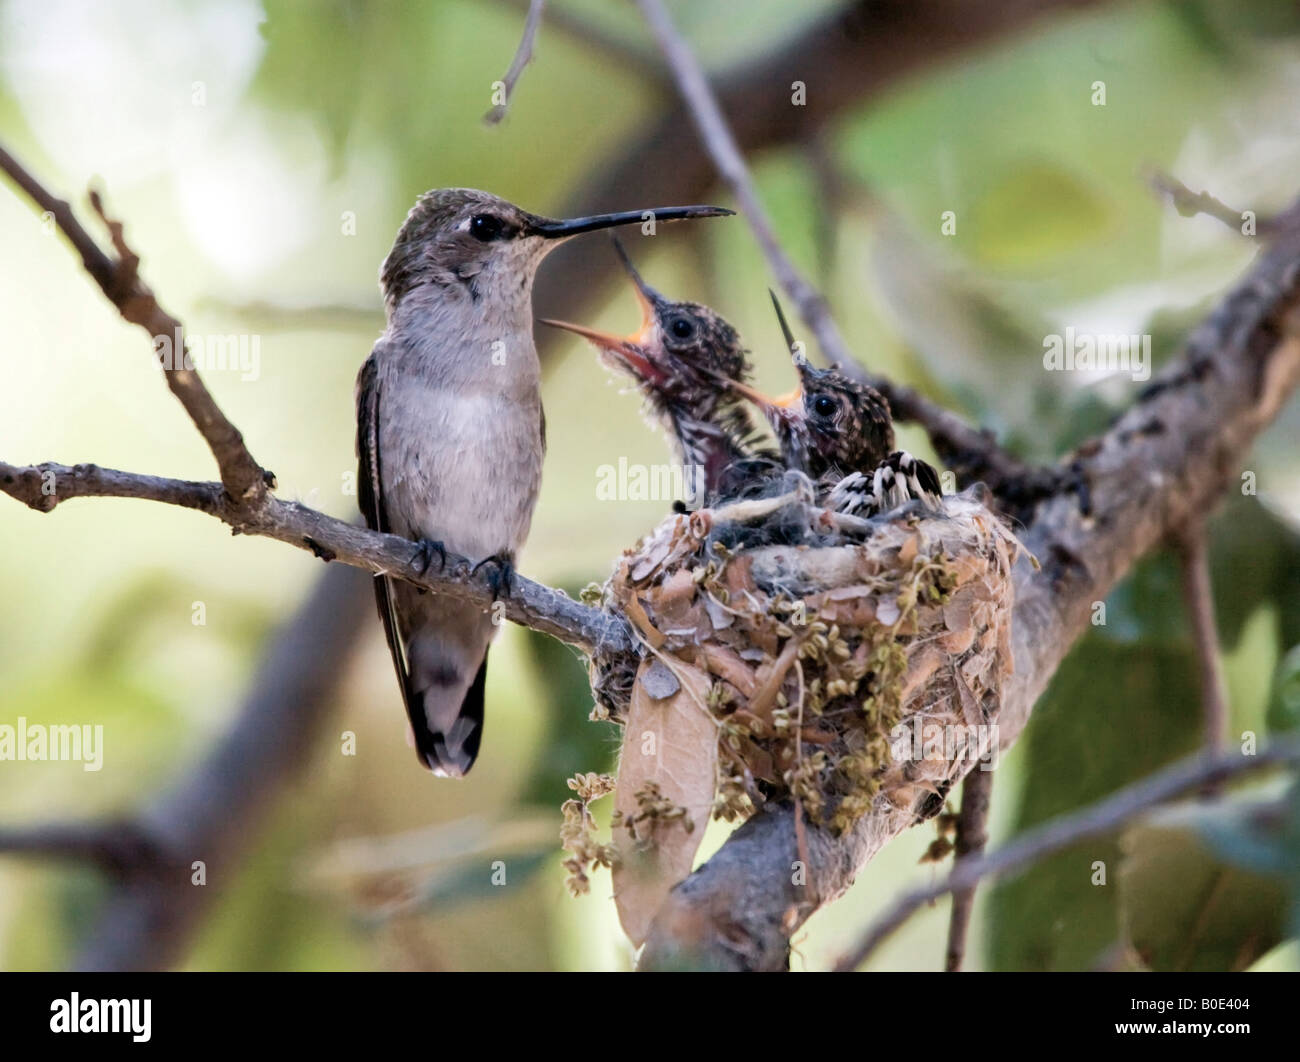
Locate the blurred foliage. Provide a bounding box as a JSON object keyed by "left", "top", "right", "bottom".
{"left": 987, "top": 638, "right": 1204, "bottom": 970}
{"left": 2, "top": 0, "right": 1299, "bottom": 971}
{"left": 1119, "top": 781, "right": 1297, "bottom": 971}
{"left": 989, "top": 496, "right": 1300, "bottom": 970}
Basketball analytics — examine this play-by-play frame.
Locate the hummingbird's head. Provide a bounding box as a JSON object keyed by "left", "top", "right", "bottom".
{"left": 539, "top": 239, "right": 750, "bottom": 418}
{"left": 380, "top": 189, "right": 549, "bottom": 310}
{"left": 380, "top": 188, "right": 732, "bottom": 312}
{"left": 728, "top": 295, "right": 894, "bottom": 480}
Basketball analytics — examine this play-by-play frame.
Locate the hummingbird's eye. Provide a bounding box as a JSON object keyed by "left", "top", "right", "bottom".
{"left": 667, "top": 316, "right": 696, "bottom": 340}
{"left": 812, "top": 394, "right": 837, "bottom": 418}
{"left": 469, "top": 214, "right": 507, "bottom": 242}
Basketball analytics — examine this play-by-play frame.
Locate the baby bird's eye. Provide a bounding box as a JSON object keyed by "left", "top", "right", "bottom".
{"left": 812, "top": 394, "right": 837, "bottom": 418}
{"left": 667, "top": 315, "right": 696, "bottom": 340}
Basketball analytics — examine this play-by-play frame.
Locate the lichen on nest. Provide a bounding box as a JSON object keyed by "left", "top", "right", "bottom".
{"left": 568, "top": 480, "right": 1025, "bottom": 944}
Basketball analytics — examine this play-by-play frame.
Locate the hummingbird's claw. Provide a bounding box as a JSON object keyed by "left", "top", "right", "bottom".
{"left": 413, "top": 538, "right": 447, "bottom": 575}
{"left": 472, "top": 553, "right": 516, "bottom": 602}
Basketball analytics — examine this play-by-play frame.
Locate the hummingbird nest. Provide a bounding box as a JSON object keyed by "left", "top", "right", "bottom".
{"left": 567, "top": 479, "right": 1025, "bottom": 945}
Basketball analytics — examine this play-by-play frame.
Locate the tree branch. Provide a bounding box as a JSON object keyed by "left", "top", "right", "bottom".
{"left": 483, "top": 0, "right": 548, "bottom": 125}
{"left": 0, "top": 820, "right": 165, "bottom": 876}
{"left": 1174, "top": 525, "right": 1231, "bottom": 757}
{"left": 945, "top": 767, "right": 993, "bottom": 972}
{"left": 835, "top": 738, "right": 1300, "bottom": 971}
{"left": 495, "top": 0, "right": 665, "bottom": 84}
{"left": 0, "top": 145, "right": 269, "bottom": 503}
{"left": 1147, "top": 170, "right": 1254, "bottom": 236}
{"left": 0, "top": 459, "right": 633, "bottom": 659}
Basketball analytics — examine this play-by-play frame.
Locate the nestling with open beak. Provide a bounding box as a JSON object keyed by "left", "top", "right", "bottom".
{"left": 541, "top": 239, "right": 776, "bottom": 504}
{"left": 729, "top": 293, "right": 943, "bottom": 517}
{"left": 357, "top": 189, "right": 731, "bottom": 776}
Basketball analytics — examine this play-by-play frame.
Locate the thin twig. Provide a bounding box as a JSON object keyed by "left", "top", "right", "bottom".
{"left": 0, "top": 144, "right": 269, "bottom": 502}
{"left": 1174, "top": 525, "right": 1230, "bottom": 758}
{"left": 492, "top": 0, "right": 664, "bottom": 83}
{"left": 0, "top": 820, "right": 166, "bottom": 876}
{"left": 944, "top": 767, "right": 993, "bottom": 972}
{"left": 835, "top": 740, "right": 1300, "bottom": 971}
{"left": 1146, "top": 170, "right": 1258, "bottom": 236}
{"left": 483, "top": 0, "right": 548, "bottom": 125}
{"left": 631, "top": 0, "right": 1049, "bottom": 505}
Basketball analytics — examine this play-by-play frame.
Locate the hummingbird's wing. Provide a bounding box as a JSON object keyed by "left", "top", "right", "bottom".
{"left": 356, "top": 350, "right": 438, "bottom": 769}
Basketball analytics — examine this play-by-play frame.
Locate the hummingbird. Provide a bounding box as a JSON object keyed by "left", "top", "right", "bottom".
{"left": 728, "top": 294, "right": 942, "bottom": 516}
{"left": 357, "top": 189, "right": 731, "bottom": 775}
{"left": 540, "top": 240, "right": 776, "bottom": 505}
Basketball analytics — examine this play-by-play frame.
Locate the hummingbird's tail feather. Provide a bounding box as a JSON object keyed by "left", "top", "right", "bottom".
{"left": 422, "top": 652, "right": 488, "bottom": 777}
{"left": 369, "top": 572, "right": 490, "bottom": 776}
{"left": 395, "top": 589, "right": 495, "bottom": 777}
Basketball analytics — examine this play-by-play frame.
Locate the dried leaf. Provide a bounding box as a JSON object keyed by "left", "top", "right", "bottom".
{"left": 624, "top": 593, "right": 665, "bottom": 650}
{"left": 698, "top": 643, "right": 757, "bottom": 697}
{"left": 748, "top": 637, "right": 802, "bottom": 721}
{"left": 723, "top": 553, "right": 756, "bottom": 595}
{"left": 655, "top": 567, "right": 697, "bottom": 606}
{"left": 612, "top": 661, "right": 717, "bottom": 947}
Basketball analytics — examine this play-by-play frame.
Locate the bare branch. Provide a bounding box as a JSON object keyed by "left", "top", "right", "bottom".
{"left": 1147, "top": 170, "right": 1256, "bottom": 235}
{"left": 0, "top": 459, "right": 635, "bottom": 659}
{"left": 492, "top": 0, "right": 664, "bottom": 83}
{"left": 630, "top": 0, "right": 1054, "bottom": 509}
{"left": 0, "top": 820, "right": 165, "bottom": 876}
{"left": 835, "top": 738, "right": 1300, "bottom": 971}
{"left": 483, "top": 0, "right": 548, "bottom": 125}
{"left": 1174, "top": 526, "right": 1231, "bottom": 757}
{"left": 0, "top": 144, "right": 269, "bottom": 502}
{"left": 945, "top": 767, "right": 993, "bottom": 972}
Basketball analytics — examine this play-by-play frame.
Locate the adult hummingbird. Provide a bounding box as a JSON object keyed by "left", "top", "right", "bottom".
{"left": 540, "top": 240, "right": 775, "bottom": 505}
{"left": 729, "top": 295, "right": 941, "bottom": 516}
{"left": 357, "top": 189, "right": 731, "bottom": 775}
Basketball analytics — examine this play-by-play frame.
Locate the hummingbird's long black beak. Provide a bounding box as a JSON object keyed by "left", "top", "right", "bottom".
{"left": 527, "top": 204, "right": 732, "bottom": 239}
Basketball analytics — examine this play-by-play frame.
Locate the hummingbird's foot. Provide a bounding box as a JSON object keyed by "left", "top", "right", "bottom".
{"left": 472, "top": 552, "right": 515, "bottom": 601}
{"left": 412, "top": 538, "right": 447, "bottom": 575}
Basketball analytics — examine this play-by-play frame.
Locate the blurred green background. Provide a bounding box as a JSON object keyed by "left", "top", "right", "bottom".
{"left": 2, "top": 0, "right": 1299, "bottom": 971}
